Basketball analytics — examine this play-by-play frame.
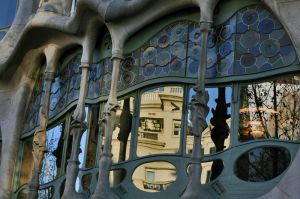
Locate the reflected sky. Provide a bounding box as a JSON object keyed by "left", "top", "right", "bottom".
{"left": 189, "top": 87, "right": 232, "bottom": 123}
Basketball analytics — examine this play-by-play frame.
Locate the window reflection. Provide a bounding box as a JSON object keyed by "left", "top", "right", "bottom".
{"left": 132, "top": 161, "right": 177, "bottom": 192}
{"left": 186, "top": 87, "right": 232, "bottom": 155}
{"left": 239, "top": 75, "right": 300, "bottom": 142}
{"left": 137, "top": 86, "right": 183, "bottom": 157}
{"left": 111, "top": 97, "right": 134, "bottom": 163}
{"left": 40, "top": 123, "right": 65, "bottom": 184}
{"left": 235, "top": 147, "right": 290, "bottom": 182}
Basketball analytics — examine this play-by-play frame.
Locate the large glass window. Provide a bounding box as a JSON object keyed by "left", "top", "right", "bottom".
{"left": 137, "top": 86, "right": 183, "bottom": 157}
{"left": 239, "top": 75, "right": 300, "bottom": 142}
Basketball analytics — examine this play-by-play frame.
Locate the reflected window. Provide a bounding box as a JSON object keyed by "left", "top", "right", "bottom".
{"left": 40, "top": 123, "right": 65, "bottom": 184}
{"left": 132, "top": 161, "right": 177, "bottom": 192}
{"left": 186, "top": 87, "right": 232, "bottom": 155}
{"left": 235, "top": 147, "right": 290, "bottom": 182}
{"left": 137, "top": 86, "right": 183, "bottom": 157}
{"left": 111, "top": 97, "right": 134, "bottom": 163}
{"left": 239, "top": 75, "right": 300, "bottom": 142}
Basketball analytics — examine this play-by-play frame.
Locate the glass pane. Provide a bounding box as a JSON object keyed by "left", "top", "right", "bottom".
{"left": 235, "top": 147, "right": 290, "bottom": 182}
{"left": 86, "top": 106, "right": 100, "bottom": 168}
{"left": 239, "top": 75, "right": 300, "bottom": 142}
{"left": 38, "top": 187, "right": 54, "bottom": 199}
{"left": 40, "top": 123, "right": 65, "bottom": 184}
{"left": 132, "top": 161, "right": 177, "bottom": 192}
{"left": 78, "top": 107, "right": 89, "bottom": 168}
{"left": 186, "top": 87, "right": 232, "bottom": 155}
{"left": 19, "top": 139, "right": 33, "bottom": 186}
{"left": 137, "top": 86, "right": 183, "bottom": 157}
{"left": 111, "top": 97, "right": 134, "bottom": 163}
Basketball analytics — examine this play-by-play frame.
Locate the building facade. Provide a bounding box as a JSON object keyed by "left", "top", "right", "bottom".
{"left": 0, "top": 0, "right": 300, "bottom": 199}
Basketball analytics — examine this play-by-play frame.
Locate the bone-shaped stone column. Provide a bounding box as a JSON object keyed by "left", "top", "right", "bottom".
{"left": 61, "top": 61, "right": 89, "bottom": 199}
{"left": 181, "top": 22, "right": 213, "bottom": 199}
{"left": 91, "top": 50, "right": 123, "bottom": 199}
{"left": 27, "top": 45, "right": 60, "bottom": 199}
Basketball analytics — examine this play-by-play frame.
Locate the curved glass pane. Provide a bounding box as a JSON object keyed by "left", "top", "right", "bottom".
{"left": 132, "top": 161, "right": 177, "bottom": 192}
{"left": 235, "top": 146, "right": 290, "bottom": 182}
{"left": 186, "top": 87, "right": 232, "bottom": 155}
{"left": 40, "top": 123, "right": 65, "bottom": 184}
{"left": 111, "top": 97, "right": 134, "bottom": 163}
{"left": 239, "top": 75, "right": 300, "bottom": 142}
{"left": 137, "top": 86, "right": 183, "bottom": 157}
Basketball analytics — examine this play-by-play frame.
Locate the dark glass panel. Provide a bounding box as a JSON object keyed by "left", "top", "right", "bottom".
{"left": 132, "top": 162, "right": 176, "bottom": 192}
{"left": 82, "top": 174, "right": 92, "bottom": 192}
{"left": 137, "top": 86, "right": 183, "bottom": 157}
{"left": 235, "top": 147, "right": 290, "bottom": 182}
{"left": 239, "top": 75, "right": 300, "bottom": 141}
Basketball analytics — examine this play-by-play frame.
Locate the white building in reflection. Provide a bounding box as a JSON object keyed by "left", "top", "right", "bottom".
{"left": 110, "top": 86, "right": 230, "bottom": 192}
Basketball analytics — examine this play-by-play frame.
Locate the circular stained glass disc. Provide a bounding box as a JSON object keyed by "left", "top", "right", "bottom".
{"left": 241, "top": 53, "right": 256, "bottom": 67}
{"left": 240, "top": 30, "right": 260, "bottom": 49}
{"left": 220, "top": 25, "right": 232, "bottom": 40}
{"left": 219, "top": 41, "right": 232, "bottom": 57}
{"left": 143, "top": 47, "right": 157, "bottom": 61}
{"left": 258, "top": 18, "right": 274, "bottom": 34}
{"left": 157, "top": 50, "right": 171, "bottom": 66}
{"left": 171, "top": 42, "right": 185, "bottom": 59}
{"left": 143, "top": 64, "right": 155, "bottom": 76}
{"left": 122, "top": 71, "right": 134, "bottom": 84}
{"left": 189, "top": 60, "right": 198, "bottom": 74}
{"left": 260, "top": 39, "right": 280, "bottom": 58}
{"left": 242, "top": 10, "right": 258, "bottom": 25}
{"left": 170, "top": 59, "right": 183, "bottom": 72}
{"left": 158, "top": 35, "right": 170, "bottom": 48}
